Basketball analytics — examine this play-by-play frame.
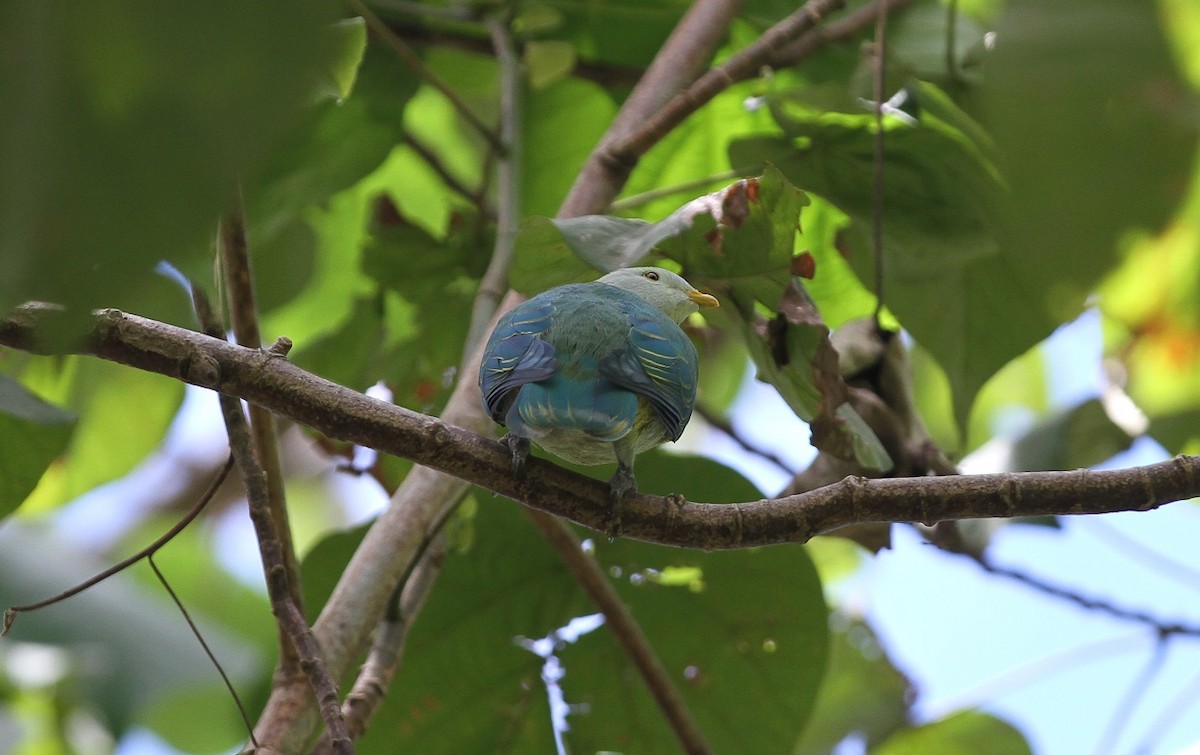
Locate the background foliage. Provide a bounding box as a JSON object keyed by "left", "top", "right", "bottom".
{"left": 2, "top": 0, "right": 1200, "bottom": 753}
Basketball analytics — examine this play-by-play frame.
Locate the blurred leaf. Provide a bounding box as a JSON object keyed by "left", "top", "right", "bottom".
{"left": 523, "top": 77, "right": 616, "bottom": 218}
{"left": 356, "top": 497, "right": 828, "bottom": 753}
{"left": 629, "top": 449, "right": 762, "bottom": 501}
{"left": 525, "top": 41, "right": 577, "bottom": 89}
{"left": 0, "top": 0, "right": 338, "bottom": 330}
{"left": 980, "top": 0, "right": 1196, "bottom": 326}
{"left": 0, "top": 375, "right": 75, "bottom": 519}
{"left": 874, "top": 710, "right": 1031, "bottom": 755}
{"left": 300, "top": 521, "right": 371, "bottom": 624}
{"left": 542, "top": 0, "right": 686, "bottom": 69}
{"left": 21, "top": 361, "right": 183, "bottom": 513}
{"left": 696, "top": 336, "right": 749, "bottom": 414}
{"left": 794, "top": 618, "right": 912, "bottom": 754}
{"left": 1150, "top": 409, "right": 1200, "bottom": 456}
{"left": 322, "top": 17, "right": 368, "bottom": 102}
{"left": 291, "top": 294, "right": 392, "bottom": 389}
{"left": 1010, "top": 398, "right": 1135, "bottom": 472}
{"left": 0, "top": 523, "right": 262, "bottom": 734}
{"left": 140, "top": 683, "right": 256, "bottom": 754}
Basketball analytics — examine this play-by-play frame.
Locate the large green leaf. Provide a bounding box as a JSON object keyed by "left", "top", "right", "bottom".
{"left": 0, "top": 375, "right": 75, "bottom": 519}
{"left": 0, "top": 0, "right": 340, "bottom": 331}
{"left": 348, "top": 468, "right": 827, "bottom": 752}
{"left": 980, "top": 0, "right": 1196, "bottom": 325}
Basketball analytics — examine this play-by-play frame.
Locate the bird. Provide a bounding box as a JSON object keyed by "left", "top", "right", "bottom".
{"left": 479, "top": 266, "right": 719, "bottom": 504}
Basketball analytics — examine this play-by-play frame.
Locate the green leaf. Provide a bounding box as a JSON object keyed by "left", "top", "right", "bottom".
{"left": 1010, "top": 398, "right": 1135, "bottom": 472}
{"left": 874, "top": 710, "right": 1032, "bottom": 755}
{"left": 20, "top": 360, "right": 183, "bottom": 513}
{"left": 522, "top": 74, "right": 615, "bottom": 219}
{"left": 1150, "top": 409, "right": 1200, "bottom": 456}
{"left": 0, "top": 0, "right": 339, "bottom": 330}
{"left": 322, "top": 17, "right": 368, "bottom": 102}
{"left": 355, "top": 496, "right": 828, "bottom": 753}
{"left": 0, "top": 375, "right": 75, "bottom": 518}
{"left": 980, "top": 0, "right": 1196, "bottom": 325}
{"left": 524, "top": 40, "right": 577, "bottom": 90}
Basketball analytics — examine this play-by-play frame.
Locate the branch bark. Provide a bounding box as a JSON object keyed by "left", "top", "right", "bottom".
{"left": 4, "top": 305, "right": 1197, "bottom": 551}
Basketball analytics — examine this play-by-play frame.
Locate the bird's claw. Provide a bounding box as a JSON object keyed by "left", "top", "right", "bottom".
{"left": 501, "top": 434, "right": 531, "bottom": 477}
{"left": 605, "top": 466, "right": 638, "bottom": 540}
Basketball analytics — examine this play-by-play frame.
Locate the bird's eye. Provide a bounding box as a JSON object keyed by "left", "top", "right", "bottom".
{"left": 644, "top": 271, "right": 660, "bottom": 281}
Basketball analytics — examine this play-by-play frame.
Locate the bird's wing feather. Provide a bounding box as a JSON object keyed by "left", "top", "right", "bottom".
{"left": 599, "top": 308, "right": 698, "bottom": 441}
{"left": 479, "top": 298, "right": 557, "bottom": 423}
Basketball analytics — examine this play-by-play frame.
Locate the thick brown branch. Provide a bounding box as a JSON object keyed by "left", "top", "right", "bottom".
{"left": 600, "top": 0, "right": 847, "bottom": 177}
{"left": 4, "top": 305, "right": 1198, "bottom": 551}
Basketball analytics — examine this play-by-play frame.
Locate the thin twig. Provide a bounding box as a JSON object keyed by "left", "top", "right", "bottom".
{"left": 3, "top": 455, "right": 234, "bottom": 636}
{"left": 219, "top": 197, "right": 305, "bottom": 664}
{"left": 465, "top": 15, "right": 522, "bottom": 356}
{"left": 524, "top": 510, "right": 714, "bottom": 755}
{"left": 190, "top": 289, "right": 352, "bottom": 753}
{"left": 401, "top": 129, "right": 483, "bottom": 206}
{"left": 609, "top": 168, "right": 742, "bottom": 212}
{"left": 149, "top": 554, "right": 259, "bottom": 747}
{"left": 695, "top": 403, "right": 796, "bottom": 476}
{"left": 351, "top": 0, "right": 504, "bottom": 153}
{"left": 870, "top": 4, "right": 888, "bottom": 324}
{"left": 953, "top": 550, "right": 1200, "bottom": 637}
{"left": 1095, "top": 635, "right": 1169, "bottom": 755}
{"left": 1134, "top": 663, "right": 1200, "bottom": 753}
{"left": 311, "top": 530, "right": 449, "bottom": 751}
{"left": 1083, "top": 518, "right": 1200, "bottom": 593}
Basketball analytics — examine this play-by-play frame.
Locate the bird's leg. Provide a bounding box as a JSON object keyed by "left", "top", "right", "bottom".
{"left": 605, "top": 441, "right": 638, "bottom": 539}
{"left": 501, "top": 433, "right": 531, "bottom": 476}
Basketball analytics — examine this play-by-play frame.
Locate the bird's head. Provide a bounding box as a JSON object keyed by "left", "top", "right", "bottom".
{"left": 598, "top": 267, "right": 719, "bottom": 323}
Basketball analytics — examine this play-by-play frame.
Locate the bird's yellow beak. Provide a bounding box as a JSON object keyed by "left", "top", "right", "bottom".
{"left": 687, "top": 290, "right": 720, "bottom": 308}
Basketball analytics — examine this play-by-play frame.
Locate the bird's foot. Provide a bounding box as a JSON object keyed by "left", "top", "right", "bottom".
{"left": 605, "top": 466, "right": 638, "bottom": 540}
{"left": 501, "top": 434, "right": 531, "bottom": 477}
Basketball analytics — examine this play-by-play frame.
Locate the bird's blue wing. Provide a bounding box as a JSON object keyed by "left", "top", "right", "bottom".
{"left": 599, "top": 308, "right": 698, "bottom": 441}
{"left": 479, "top": 298, "right": 557, "bottom": 424}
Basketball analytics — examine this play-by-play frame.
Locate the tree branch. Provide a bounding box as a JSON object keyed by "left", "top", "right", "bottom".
{"left": 4, "top": 305, "right": 1198, "bottom": 552}
{"left": 591, "top": 0, "right": 847, "bottom": 196}
{"left": 219, "top": 200, "right": 306, "bottom": 666}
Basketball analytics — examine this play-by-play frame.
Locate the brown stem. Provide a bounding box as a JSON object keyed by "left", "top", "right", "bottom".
{"left": 219, "top": 199, "right": 305, "bottom": 666}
